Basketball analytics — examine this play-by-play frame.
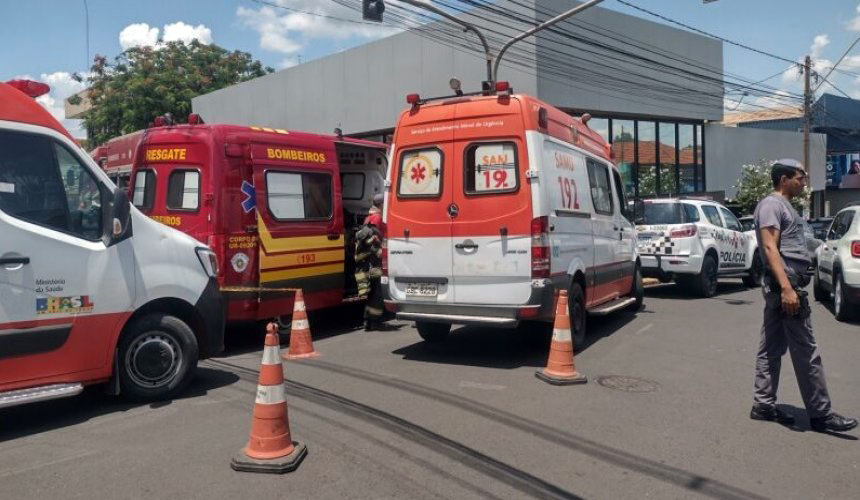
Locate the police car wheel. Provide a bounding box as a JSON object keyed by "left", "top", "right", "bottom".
{"left": 695, "top": 255, "right": 719, "bottom": 298}
{"left": 742, "top": 251, "right": 763, "bottom": 288}
{"left": 568, "top": 283, "right": 586, "bottom": 349}
{"left": 118, "top": 314, "right": 199, "bottom": 402}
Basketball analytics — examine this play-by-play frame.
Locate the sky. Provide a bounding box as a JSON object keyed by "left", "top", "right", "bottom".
{"left": 2, "top": 0, "right": 859, "bottom": 138}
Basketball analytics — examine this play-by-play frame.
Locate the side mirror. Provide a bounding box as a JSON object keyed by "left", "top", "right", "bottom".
{"left": 104, "top": 187, "right": 133, "bottom": 246}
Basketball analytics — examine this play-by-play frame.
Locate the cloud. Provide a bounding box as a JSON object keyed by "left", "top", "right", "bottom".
{"left": 119, "top": 23, "right": 160, "bottom": 50}
{"left": 810, "top": 34, "right": 829, "bottom": 58}
{"left": 236, "top": 0, "right": 400, "bottom": 57}
{"left": 848, "top": 3, "right": 860, "bottom": 31}
{"left": 163, "top": 22, "right": 213, "bottom": 45}
{"left": 119, "top": 21, "right": 214, "bottom": 50}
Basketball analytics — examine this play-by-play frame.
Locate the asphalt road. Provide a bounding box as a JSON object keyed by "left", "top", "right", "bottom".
{"left": 2, "top": 282, "right": 858, "bottom": 500}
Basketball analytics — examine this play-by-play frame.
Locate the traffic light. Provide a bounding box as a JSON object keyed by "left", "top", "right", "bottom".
{"left": 362, "top": 0, "right": 385, "bottom": 22}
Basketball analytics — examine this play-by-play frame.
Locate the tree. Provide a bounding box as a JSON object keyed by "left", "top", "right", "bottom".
{"left": 74, "top": 40, "right": 273, "bottom": 146}
{"left": 732, "top": 159, "right": 810, "bottom": 216}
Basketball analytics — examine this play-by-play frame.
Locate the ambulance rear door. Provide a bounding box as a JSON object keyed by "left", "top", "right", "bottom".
{"left": 386, "top": 106, "right": 456, "bottom": 305}
{"left": 449, "top": 102, "right": 532, "bottom": 305}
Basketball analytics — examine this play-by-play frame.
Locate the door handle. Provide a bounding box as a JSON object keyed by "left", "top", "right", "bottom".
{"left": 0, "top": 257, "right": 30, "bottom": 266}
{"left": 455, "top": 243, "right": 479, "bottom": 250}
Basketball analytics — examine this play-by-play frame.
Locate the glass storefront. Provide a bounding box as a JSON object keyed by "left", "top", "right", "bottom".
{"left": 583, "top": 115, "right": 706, "bottom": 199}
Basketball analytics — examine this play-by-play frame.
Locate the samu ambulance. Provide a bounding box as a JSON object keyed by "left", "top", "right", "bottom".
{"left": 383, "top": 83, "right": 643, "bottom": 346}
{"left": 128, "top": 120, "right": 388, "bottom": 324}
{"left": 0, "top": 80, "right": 224, "bottom": 408}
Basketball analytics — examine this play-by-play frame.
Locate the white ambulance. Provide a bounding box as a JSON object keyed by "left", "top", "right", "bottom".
{"left": 634, "top": 198, "right": 761, "bottom": 296}
{"left": 382, "top": 87, "right": 642, "bottom": 346}
{"left": 0, "top": 80, "right": 224, "bottom": 408}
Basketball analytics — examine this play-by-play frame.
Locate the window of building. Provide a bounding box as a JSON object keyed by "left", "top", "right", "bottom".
{"left": 658, "top": 123, "right": 677, "bottom": 195}
{"left": 133, "top": 169, "right": 155, "bottom": 209}
{"left": 166, "top": 170, "right": 200, "bottom": 210}
{"left": 695, "top": 124, "right": 704, "bottom": 192}
{"left": 398, "top": 148, "right": 442, "bottom": 197}
{"left": 0, "top": 130, "right": 103, "bottom": 240}
{"left": 266, "top": 171, "right": 332, "bottom": 220}
{"left": 586, "top": 158, "right": 613, "bottom": 215}
{"left": 678, "top": 124, "right": 696, "bottom": 193}
{"left": 464, "top": 142, "right": 518, "bottom": 194}
{"left": 702, "top": 205, "right": 723, "bottom": 227}
{"left": 611, "top": 119, "right": 635, "bottom": 199}
{"left": 589, "top": 117, "right": 609, "bottom": 143}
{"left": 341, "top": 172, "right": 365, "bottom": 200}
{"left": 636, "top": 121, "right": 656, "bottom": 196}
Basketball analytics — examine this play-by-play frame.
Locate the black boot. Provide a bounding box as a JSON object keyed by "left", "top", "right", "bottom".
{"left": 364, "top": 320, "right": 377, "bottom": 331}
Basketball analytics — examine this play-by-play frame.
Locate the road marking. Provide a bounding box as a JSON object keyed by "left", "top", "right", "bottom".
{"left": 459, "top": 381, "right": 506, "bottom": 391}
{"left": 634, "top": 323, "right": 654, "bottom": 335}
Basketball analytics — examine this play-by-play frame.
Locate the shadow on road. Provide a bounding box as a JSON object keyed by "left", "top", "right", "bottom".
{"left": 391, "top": 310, "right": 641, "bottom": 369}
{"left": 645, "top": 281, "right": 755, "bottom": 305}
{"left": 0, "top": 366, "right": 238, "bottom": 442}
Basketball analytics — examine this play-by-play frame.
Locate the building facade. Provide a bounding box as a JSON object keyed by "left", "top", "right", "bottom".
{"left": 192, "top": 0, "right": 824, "bottom": 207}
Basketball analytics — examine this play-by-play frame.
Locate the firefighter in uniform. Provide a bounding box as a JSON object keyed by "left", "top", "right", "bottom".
{"left": 751, "top": 159, "right": 857, "bottom": 433}
{"left": 355, "top": 194, "right": 391, "bottom": 331}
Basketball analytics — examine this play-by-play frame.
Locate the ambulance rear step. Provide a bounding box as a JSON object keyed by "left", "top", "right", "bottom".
{"left": 587, "top": 296, "right": 637, "bottom": 316}
{"left": 397, "top": 312, "right": 518, "bottom": 326}
{"left": 0, "top": 383, "right": 84, "bottom": 409}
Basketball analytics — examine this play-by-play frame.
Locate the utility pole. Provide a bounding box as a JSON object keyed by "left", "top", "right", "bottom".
{"left": 802, "top": 55, "right": 814, "bottom": 216}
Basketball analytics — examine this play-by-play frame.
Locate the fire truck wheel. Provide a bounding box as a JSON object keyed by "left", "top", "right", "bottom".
{"left": 118, "top": 314, "right": 199, "bottom": 402}
{"left": 568, "top": 282, "right": 587, "bottom": 349}
{"left": 416, "top": 322, "right": 451, "bottom": 342}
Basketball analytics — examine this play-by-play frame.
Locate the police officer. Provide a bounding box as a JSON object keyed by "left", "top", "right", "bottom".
{"left": 751, "top": 159, "right": 857, "bottom": 432}
{"left": 355, "top": 194, "right": 391, "bottom": 331}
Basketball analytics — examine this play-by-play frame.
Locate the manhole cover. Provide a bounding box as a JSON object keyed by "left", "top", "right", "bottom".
{"left": 596, "top": 375, "right": 660, "bottom": 393}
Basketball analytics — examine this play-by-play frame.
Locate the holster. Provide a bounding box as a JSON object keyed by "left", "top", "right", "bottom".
{"left": 763, "top": 271, "right": 811, "bottom": 319}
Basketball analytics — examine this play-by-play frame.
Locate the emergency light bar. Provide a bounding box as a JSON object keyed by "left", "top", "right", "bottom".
{"left": 6, "top": 79, "right": 50, "bottom": 98}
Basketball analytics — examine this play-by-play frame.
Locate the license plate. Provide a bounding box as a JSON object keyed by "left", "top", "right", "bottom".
{"left": 406, "top": 283, "right": 438, "bottom": 298}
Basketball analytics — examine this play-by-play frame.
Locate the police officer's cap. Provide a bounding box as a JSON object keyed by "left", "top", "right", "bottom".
{"left": 772, "top": 158, "right": 805, "bottom": 174}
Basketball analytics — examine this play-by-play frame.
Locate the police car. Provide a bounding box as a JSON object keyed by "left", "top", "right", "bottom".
{"left": 635, "top": 198, "right": 761, "bottom": 297}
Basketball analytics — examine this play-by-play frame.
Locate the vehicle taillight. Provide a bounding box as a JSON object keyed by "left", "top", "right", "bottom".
{"left": 670, "top": 224, "right": 698, "bottom": 238}
{"left": 381, "top": 238, "right": 388, "bottom": 276}
{"left": 852, "top": 241, "right": 860, "bottom": 258}
{"left": 6, "top": 79, "right": 50, "bottom": 98}
{"left": 531, "top": 216, "right": 550, "bottom": 279}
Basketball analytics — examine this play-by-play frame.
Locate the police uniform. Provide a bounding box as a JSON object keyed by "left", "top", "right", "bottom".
{"left": 753, "top": 191, "right": 841, "bottom": 425}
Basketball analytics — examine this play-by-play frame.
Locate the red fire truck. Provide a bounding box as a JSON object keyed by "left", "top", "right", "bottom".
{"left": 128, "top": 118, "right": 388, "bottom": 324}
{"left": 90, "top": 130, "right": 144, "bottom": 193}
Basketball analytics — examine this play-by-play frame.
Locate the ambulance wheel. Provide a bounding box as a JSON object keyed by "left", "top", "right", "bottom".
{"left": 118, "top": 313, "right": 199, "bottom": 402}
{"left": 416, "top": 322, "right": 451, "bottom": 342}
{"left": 693, "top": 255, "right": 719, "bottom": 297}
{"left": 743, "top": 251, "right": 763, "bottom": 288}
{"left": 626, "top": 265, "right": 644, "bottom": 312}
{"left": 568, "top": 283, "right": 587, "bottom": 349}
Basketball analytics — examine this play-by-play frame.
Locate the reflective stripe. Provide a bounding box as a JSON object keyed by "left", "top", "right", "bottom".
{"left": 261, "top": 345, "right": 281, "bottom": 365}
{"left": 294, "top": 301, "right": 306, "bottom": 312}
{"left": 255, "top": 383, "right": 286, "bottom": 404}
{"left": 552, "top": 327, "right": 572, "bottom": 342}
{"left": 291, "top": 319, "right": 309, "bottom": 330}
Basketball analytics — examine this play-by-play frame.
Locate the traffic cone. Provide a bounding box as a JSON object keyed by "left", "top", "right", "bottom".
{"left": 535, "top": 290, "right": 587, "bottom": 385}
{"left": 232, "top": 323, "right": 307, "bottom": 473}
{"left": 284, "top": 289, "right": 319, "bottom": 360}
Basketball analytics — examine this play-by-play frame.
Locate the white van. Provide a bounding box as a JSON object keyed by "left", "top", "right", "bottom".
{"left": 0, "top": 80, "right": 224, "bottom": 408}
{"left": 382, "top": 90, "right": 642, "bottom": 346}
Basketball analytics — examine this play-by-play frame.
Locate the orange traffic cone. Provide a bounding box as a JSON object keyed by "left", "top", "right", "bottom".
{"left": 284, "top": 289, "right": 319, "bottom": 360}
{"left": 535, "top": 290, "right": 587, "bottom": 385}
{"left": 231, "top": 323, "right": 307, "bottom": 473}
